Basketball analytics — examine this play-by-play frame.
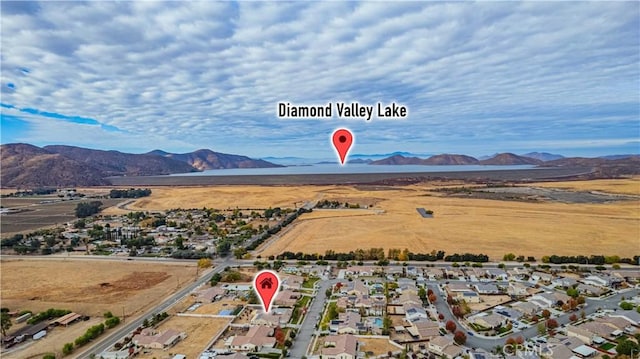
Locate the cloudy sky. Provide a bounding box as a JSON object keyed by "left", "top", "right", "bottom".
{"left": 1, "top": 1, "right": 638, "bottom": 159}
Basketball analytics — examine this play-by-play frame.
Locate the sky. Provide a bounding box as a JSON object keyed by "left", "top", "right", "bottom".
{"left": 1, "top": 1, "right": 639, "bottom": 159}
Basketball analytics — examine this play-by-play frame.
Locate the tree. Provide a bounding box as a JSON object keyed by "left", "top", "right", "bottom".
{"left": 43, "top": 354, "right": 56, "bottom": 359}
{"left": 446, "top": 320, "right": 457, "bottom": 333}
{"left": 616, "top": 339, "right": 640, "bottom": 356}
{"left": 74, "top": 201, "right": 103, "bottom": 218}
{"left": 503, "top": 253, "right": 516, "bottom": 261}
{"left": 198, "top": 258, "right": 212, "bottom": 268}
{"left": 1, "top": 310, "right": 11, "bottom": 337}
{"left": 438, "top": 313, "right": 444, "bottom": 320}
{"left": 569, "top": 313, "right": 578, "bottom": 322}
{"left": 274, "top": 326, "right": 285, "bottom": 346}
{"left": 453, "top": 330, "right": 467, "bottom": 345}
{"left": 541, "top": 309, "right": 551, "bottom": 319}
{"left": 546, "top": 319, "right": 558, "bottom": 330}
{"left": 566, "top": 287, "right": 579, "bottom": 298}
{"left": 537, "top": 322, "right": 546, "bottom": 335}
{"left": 418, "top": 287, "right": 427, "bottom": 300}
{"left": 620, "top": 301, "right": 635, "bottom": 310}
{"left": 62, "top": 342, "right": 74, "bottom": 355}
{"left": 428, "top": 293, "right": 437, "bottom": 304}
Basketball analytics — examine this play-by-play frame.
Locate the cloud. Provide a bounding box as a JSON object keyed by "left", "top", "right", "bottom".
{"left": 1, "top": 1, "right": 638, "bottom": 157}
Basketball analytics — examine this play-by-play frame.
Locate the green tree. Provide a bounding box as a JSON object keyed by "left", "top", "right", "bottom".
{"left": 503, "top": 253, "right": 516, "bottom": 261}
{"left": 537, "top": 322, "right": 546, "bottom": 335}
{"left": 62, "top": 342, "right": 74, "bottom": 355}
{"left": 566, "top": 287, "right": 579, "bottom": 298}
{"left": 1, "top": 310, "right": 11, "bottom": 337}
{"left": 620, "top": 301, "right": 634, "bottom": 310}
{"left": 616, "top": 339, "right": 640, "bottom": 356}
{"left": 43, "top": 354, "right": 56, "bottom": 359}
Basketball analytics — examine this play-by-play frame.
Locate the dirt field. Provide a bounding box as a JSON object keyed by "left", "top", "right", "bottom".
{"left": 137, "top": 316, "right": 231, "bottom": 359}
{"left": 1, "top": 198, "right": 123, "bottom": 236}
{"left": 0, "top": 258, "right": 198, "bottom": 318}
{"left": 468, "top": 295, "right": 513, "bottom": 312}
{"left": 358, "top": 337, "right": 403, "bottom": 356}
{"left": 532, "top": 177, "right": 640, "bottom": 195}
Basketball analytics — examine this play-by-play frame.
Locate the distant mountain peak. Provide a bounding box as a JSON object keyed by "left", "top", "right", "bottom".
{"left": 479, "top": 153, "right": 542, "bottom": 165}
{"left": 521, "top": 152, "right": 564, "bottom": 162}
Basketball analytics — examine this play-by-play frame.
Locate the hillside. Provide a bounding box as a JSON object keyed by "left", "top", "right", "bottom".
{"left": 1, "top": 144, "right": 108, "bottom": 187}
{"left": 369, "top": 155, "right": 425, "bottom": 165}
{"left": 423, "top": 154, "right": 479, "bottom": 165}
{"left": 148, "top": 149, "right": 284, "bottom": 170}
{"left": 1, "top": 144, "right": 283, "bottom": 188}
{"left": 479, "top": 153, "right": 543, "bottom": 165}
{"left": 45, "top": 145, "right": 197, "bottom": 176}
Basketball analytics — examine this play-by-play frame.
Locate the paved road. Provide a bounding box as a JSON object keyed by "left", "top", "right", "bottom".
{"left": 429, "top": 283, "right": 640, "bottom": 352}
{"left": 288, "top": 279, "right": 337, "bottom": 358}
{"left": 77, "top": 260, "right": 231, "bottom": 358}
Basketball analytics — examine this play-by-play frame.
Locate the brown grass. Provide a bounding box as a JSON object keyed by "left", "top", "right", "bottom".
{"left": 358, "top": 337, "right": 403, "bottom": 355}
{"left": 0, "top": 258, "right": 198, "bottom": 318}
{"left": 255, "top": 184, "right": 639, "bottom": 260}
{"left": 105, "top": 179, "right": 639, "bottom": 260}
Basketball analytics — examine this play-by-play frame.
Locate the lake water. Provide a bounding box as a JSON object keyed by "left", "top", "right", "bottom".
{"left": 169, "top": 163, "right": 538, "bottom": 176}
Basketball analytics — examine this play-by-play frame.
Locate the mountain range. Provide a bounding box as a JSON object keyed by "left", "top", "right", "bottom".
{"left": 0, "top": 144, "right": 281, "bottom": 187}
{"left": 370, "top": 152, "right": 542, "bottom": 165}
{"left": 1, "top": 143, "right": 638, "bottom": 187}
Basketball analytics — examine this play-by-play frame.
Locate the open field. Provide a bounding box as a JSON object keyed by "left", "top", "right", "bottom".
{"left": 0, "top": 259, "right": 198, "bottom": 318}
{"left": 137, "top": 316, "right": 231, "bottom": 359}
{"left": 103, "top": 179, "right": 640, "bottom": 259}
{"left": 1, "top": 198, "right": 123, "bottom": 236}
{"left": 124, "top": 185, "right": 332, "bottom": 209}
{"left": 253, "top": 183, "right": 639, "bottom": 259}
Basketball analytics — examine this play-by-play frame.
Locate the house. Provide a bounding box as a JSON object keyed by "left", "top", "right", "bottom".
{"left": 507, "top": 282, "right": 530, "bottom": 297}
{"left": 428, "top": 336, "right": 454, "bottom": 356}
{"left": 511, "top": 301, "right": 539, "bottom": 317}
{"left": 251, "top": 308, "right": 293, "bottom": 326}
{"left": 225, "top": 326, "right": 276, "bottom": 352}
{"left": 582, "top": 274, "right": 622, "bottom": 288}
{"left": 332, "top": 312, "right": 364, "bottom": 334}
{"left": 404, "top": 304, "right": 428, "bottom": 322}
{"left": 475, "top": 283, "right": 500, "bottom": 295}
{"left": 456, "top": 291, "right": 481, "bottom": 303}
{"left": 274, "top": 290, "right": 300, "bottom": 307}
{"left": 321, "top": 334, "right": 358, "bottom": 359}
{"left": 280, "top": 274, "right": 304, "bottom": 290}
{"left": 196, "top": 287, "right": 225, "bottom": 303}
{"left": 530, "top": 292, "right": 570, "bottom": 308}
{"left": 567, "top": 325, "right": 596, "bottom": 344}
{"left": 486, "top": 268, "right": 509, "bottom": 281}
{"left": 133, "top": 328, "right": 186, "bottom": 349}
{"left": 398, "top": 291, "right": 422, "bottom": 306}
{"left": 576, "top": 283, "right": 607, "bottom": 296}
{"left": 494, "top": 307, "right": 523, "bottom": 320}
{"left": 553, "top": 277, "right": 578, "bottom": 288}
{"left": 407, "top": 318, "right": 440, "bottom": 340}
{"left": 442, "top": 344, "right": 464, "bottom": 359}
{"left": 572, "top": 344, "right": 597, "bottom": 358}
{"left": 471, "top": 313, "right": 507, "bottom": 329}
{"left": 531, "top": 271, "right": 553, "bottom": 283}
{"left": 446, "top": 283, "right": 469, "bottom": 293}
{"left": 575, "top": 321, "right": 619, "bottom": 339}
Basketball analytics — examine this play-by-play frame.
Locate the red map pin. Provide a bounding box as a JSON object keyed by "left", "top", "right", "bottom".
{"left": 332, "top": 128, "right": 354, "bottom": 165}
{"left": 253, "top": 270, "right": 280, "bottom": 313}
